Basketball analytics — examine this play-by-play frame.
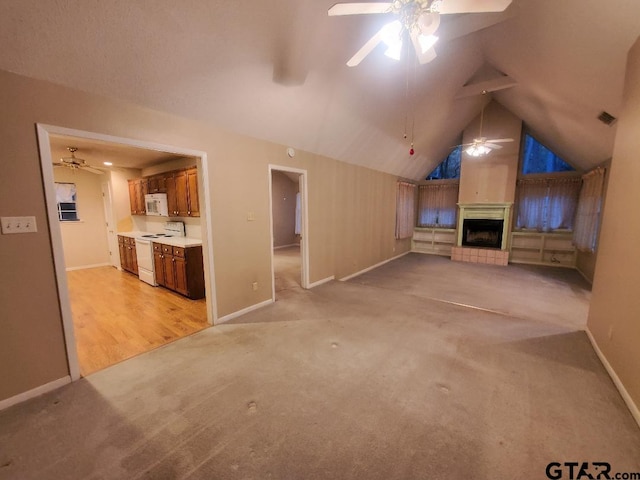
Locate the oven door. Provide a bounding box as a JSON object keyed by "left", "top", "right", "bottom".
{"left": 134, "top": 238, "right": 157, "bottom": 286}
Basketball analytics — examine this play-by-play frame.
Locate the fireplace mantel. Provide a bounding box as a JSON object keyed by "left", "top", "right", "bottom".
{"left": 456, "top": 203, "right": 512, "bottom": 250}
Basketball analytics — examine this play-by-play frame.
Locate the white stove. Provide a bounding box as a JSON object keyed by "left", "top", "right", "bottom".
{"left": 135, "top": 222, "right": 185, "bottom": 286}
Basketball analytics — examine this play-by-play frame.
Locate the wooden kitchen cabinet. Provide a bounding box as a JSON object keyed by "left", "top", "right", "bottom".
{"left": 128, "top": 178, "right": 148, "bottom": 215}
{"left": 152, "top": 242, "right": 205, "bottom": 299}
{"left": 118, "top": 235, "right": 138, "bottom": 275}
{"left": 165, "top": 168, "right": 199, "bottom": 217}
{"left": 147, "top": 174, "right": 167, "bottom": 194}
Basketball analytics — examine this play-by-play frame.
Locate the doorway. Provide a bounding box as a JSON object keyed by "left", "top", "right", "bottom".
{"left": 269, "top": 165, "right": 309, "bottom": 300}
{"left": 37, "top": 124, "right": 217, "bottom": 381}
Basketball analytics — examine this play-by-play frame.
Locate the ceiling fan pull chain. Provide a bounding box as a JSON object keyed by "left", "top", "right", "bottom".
{"left": 409, "top": 53, "right": 417, "bottom": 155}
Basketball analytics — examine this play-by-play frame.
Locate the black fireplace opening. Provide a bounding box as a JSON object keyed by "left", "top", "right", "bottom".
{"left": 462, "top": 219, "right": 503, "bottom": 249}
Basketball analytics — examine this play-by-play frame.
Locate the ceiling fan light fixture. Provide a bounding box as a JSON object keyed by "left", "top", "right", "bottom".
{"left": 417, "top": 33, "right": 438, "bottom": 53}
{"left": 466, "top": 144, "right": 491, "bottom": 157}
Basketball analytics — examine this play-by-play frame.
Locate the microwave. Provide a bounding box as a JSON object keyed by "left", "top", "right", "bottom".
{"left": 145, "top": 193, "right": 169, "bottom": 217}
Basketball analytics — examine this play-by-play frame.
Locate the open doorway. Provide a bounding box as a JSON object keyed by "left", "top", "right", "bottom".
{"left": 269, "top": 165, "right": 309, "bottom": 300}
{"left": 37, "top": 125, "right": 217, "bottom": 381}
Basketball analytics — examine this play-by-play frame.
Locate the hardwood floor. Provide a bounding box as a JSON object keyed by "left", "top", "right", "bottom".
{"left": 67, "top": 266, "right": 209, "bottom": 376}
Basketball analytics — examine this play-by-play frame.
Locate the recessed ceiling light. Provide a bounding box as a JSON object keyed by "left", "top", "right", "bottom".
{"left": 103, "top": 161, "right": 113, "bottom": 166}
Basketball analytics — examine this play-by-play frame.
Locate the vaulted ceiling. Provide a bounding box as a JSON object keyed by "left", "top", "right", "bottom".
{"left": 1, "top": 0, "right": 639, "bottom": 180}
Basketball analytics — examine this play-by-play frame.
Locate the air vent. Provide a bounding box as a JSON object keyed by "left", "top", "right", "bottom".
{"left": 598, "top": 111, "right": 617, "bottom": 126}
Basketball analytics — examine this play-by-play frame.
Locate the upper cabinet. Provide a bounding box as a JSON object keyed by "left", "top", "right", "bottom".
{"left": 129, "top": 167, "right": 199, "bottom": 218}
{"left": 128, "top": 178, "right": 148, "bottom": 215}
{"left": 147, "top": 173, "right": 167, "bottom": 194}
{"left": 166, "top": 167, "right": 199, "bottom": 217}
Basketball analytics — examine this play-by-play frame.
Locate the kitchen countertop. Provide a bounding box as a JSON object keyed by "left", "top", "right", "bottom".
{"left": 117, "top": 231, "right": 203, "bottom": 248}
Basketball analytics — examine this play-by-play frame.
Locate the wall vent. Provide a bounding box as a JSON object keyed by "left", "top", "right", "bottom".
{"left": 598, "top": 111, "right": 617, "bottom": 126}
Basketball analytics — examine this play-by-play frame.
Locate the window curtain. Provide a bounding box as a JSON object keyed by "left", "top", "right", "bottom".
{"left": 515, "top": 176, "right": 581, "bottom": 231}
{"left": 55, "top": 182, "right": 76, "bottom": 203}
{"left": 395, "top": 182, "right": 416, "bottom": 239}
{"left": 573, "top": 167, "right": 606, "bottom": 252}
{"left": 417, "top": 183, "right": 459, "bottom": 228}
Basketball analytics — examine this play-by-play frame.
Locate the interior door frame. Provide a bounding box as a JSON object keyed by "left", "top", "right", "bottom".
{"left": 36, "top": 124, "right": 218, "bottom": 381}
{"left": 268, "top": 165, "right": 309, "bottom": 300}
{"left": 101, "top": 181, "right": 119, "bottom": 268}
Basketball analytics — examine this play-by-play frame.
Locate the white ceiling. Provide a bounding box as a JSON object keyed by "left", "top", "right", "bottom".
{"left": 2, "top": 0, "right": 639, "bottom": 180}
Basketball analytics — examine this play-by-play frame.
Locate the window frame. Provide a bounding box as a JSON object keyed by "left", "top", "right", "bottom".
{"left": 54, "top": 182, "right": 80, "bottom": 222}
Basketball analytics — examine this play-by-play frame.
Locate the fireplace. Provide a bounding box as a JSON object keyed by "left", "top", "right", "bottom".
{"left": 462, "top": 219, "right": 503, "bottom": 249}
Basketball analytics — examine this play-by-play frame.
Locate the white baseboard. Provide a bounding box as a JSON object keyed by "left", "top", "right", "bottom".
{"left": 575, "top": 266, "right": 594, "bottom": 285}
{"left": 65, "top": 262, "right": 111, "bottom": 272}
{"left": 215, "top": 298, "right": 274, "bottom": 325}
{"left": 274, "top": 243, "right": 300, "bottom": 250}
{"left": 0, "top": 376, "right": 71, "bottom": 411}
{"left": 308, "top": 276, "right": 334, "bottom": 288}
{"left": 585, "top": 328, "right": 640, "bottom": 428}
{"left": 339, "top": 251, "right": 410, "bottom": 282}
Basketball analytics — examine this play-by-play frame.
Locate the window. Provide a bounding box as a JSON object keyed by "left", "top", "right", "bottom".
{"left": 417, "top": 182, "right": 459, "bottom": 229}
{"left": 515, "top": 134, "right": 580, "bottom": 232}
{"left": 515, "top": 177, "right": 581, "bottom": 231}
{"left": 54, "top": 182, "right": 79, "bottom": 221}
{"left": 395, "top": 182, "right": 416, "bottom": 239}
{"left": 521, "top": 134, "right": 574, "bottom": 175}
{"left": 426, "top": 146, "right": 461, "bottom": 180}
{"left": 573, "top": 167, "right": 606, "bottom": 252}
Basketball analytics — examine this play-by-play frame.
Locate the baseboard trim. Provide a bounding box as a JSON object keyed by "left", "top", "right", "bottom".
{"left": 339, "top": 251, "right": 410, "bottom": 282}
{"left": 65, "top": 263, "right": 111, "bottom": 272}
{"left": 215, "top": 299, "right": 274, "bottom": 325}
{"left": 308, "top": 276, "right": 334, "bottom": 288}
{"left": 0, "top": 376, "right": 71, "bottom": 411}
{"left": 274, "top": 243, "right": 300, "bottom": 250}
{"left": 575, "top": 266, "right": 594, "bottom": 285}
{"left": 585, "top": 328, "right": 640, "bottom": 428}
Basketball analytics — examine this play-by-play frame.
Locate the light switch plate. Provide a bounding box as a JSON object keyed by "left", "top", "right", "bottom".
{"left": 1, "top": 216, "right": 38, "bottom": 234}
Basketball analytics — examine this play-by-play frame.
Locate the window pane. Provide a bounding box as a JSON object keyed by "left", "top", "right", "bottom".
{"left": 60, "top": 211, "right": 79, "bottom": 221}
{"left": 521, "top": 135, "right": 574, "bottom": 175}
{"left": 427, "top": 146, "right": 461, "bottom": 180}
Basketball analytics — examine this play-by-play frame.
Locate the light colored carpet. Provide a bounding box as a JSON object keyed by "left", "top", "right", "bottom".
{"left": 0, "top": 253, "right": 638, "bottom": 479}
{"left": 273, "top": 245, "right": 301, "bottom": 294}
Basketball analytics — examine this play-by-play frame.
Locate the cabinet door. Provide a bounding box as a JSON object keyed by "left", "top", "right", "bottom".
{"left": 135, "top": 179, "right": 148, "bottom": 215}
{"left": 128, "top": 180, "right": 138, "bottom": 215}
{"left": 163, "top": 253, "right": 176, "bottom": 290}
{"left": 186, "top": 168, "right": 200, "bottom": 217}
{"left": 165, "top": 174, "right": 178, "bottom": 217}
{"left": 174, "top": 256, "right": 188, "bottom": 296}
{"left": 174, "top": 170, "right": 189, "bottom": 217}
{"left": 118, "top": 239, "right": 127, "bottom": 271}
{"left": 130, "top": 244, "right": 138, "bottom": 275}
{"left": 153, "top": 250, "right": 166, "bottom": 286}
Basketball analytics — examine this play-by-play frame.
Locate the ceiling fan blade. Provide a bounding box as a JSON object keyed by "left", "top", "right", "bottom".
{"left": 437, "top": 0, "right": 512, "bottom": 14}
{"left": 346, "top": 25, "right": 387, "bottom": 66}
{"left": 82, "top": 166, "right": 105, "bottom": 175}
{"left": 328, "top": 2, "right": 392, "bottom": 16}
{"left": 484, "top": 143, "right": 503, "bottom": 150}
{"left": 485, "top": 138, "right": 514, "bottom": 143}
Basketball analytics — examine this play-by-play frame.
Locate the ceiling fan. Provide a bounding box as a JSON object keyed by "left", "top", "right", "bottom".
{"left": 328, "top": 0, "right": 512, "bottom": 66}
{"left": 54, "top": 147, "right": 104, "bottom": 175}
{"left": 457, "top": 106, "right": 514, "bottom": 157}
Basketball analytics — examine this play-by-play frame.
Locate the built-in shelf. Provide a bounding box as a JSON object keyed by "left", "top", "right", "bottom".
{"left": 509, "top": 231, "right": 576, "bottom": 267}
{"left": 412, "top": 227, "right": 456, "bottom": 256}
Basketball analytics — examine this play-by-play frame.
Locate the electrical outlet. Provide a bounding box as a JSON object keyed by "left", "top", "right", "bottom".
{"left": 252, "top": 282, "right": 258, "bottom": 291}
{"left": 1, "top": 216, "right": 38, "bottom": 234}
{"left": 247, "top": 212, "right": 256, "bottom": 221}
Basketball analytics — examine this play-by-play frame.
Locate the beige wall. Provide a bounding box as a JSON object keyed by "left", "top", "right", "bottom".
{"left": 0, "top": 69, "right": 410, "bottom": 402}
{"left": 587, "top": 38, "right": 640, "bottom": 413}
{"left": 53, "top": 167, "right": 110, "bottom": 269}
{"left": 271, "top": 171, "right": 299, "bottom": 248}
{"left": 459, "top": 101, "right": 522, "bottom": 204}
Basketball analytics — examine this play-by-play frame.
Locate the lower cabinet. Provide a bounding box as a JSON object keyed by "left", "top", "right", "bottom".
{"left": 118, "top": 235, "right": 138, "bottom": 275}
{"left": 153, "top": 242, "right": 205, "bottom": 299}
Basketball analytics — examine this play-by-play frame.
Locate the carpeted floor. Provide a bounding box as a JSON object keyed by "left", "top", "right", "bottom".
{"left": 1, "top": 253, "right": 638, "bottom": 480}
